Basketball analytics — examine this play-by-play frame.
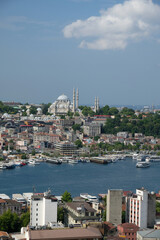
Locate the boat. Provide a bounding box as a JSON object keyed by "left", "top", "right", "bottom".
{"left": 68, "top": 159, "right": 78, "bottom": 164}
{"left": 46, "top": 158, "right": 62, "bottom": 164}
{"left": 0, "top": 164, "right": 7, "bottom": 170}
{"left": 5, "top": 162, "right": 15, "bottom": 169}
{"left": 136, "top": 162, "right": 150, "bottom": 168}
{"left": 14, "top": 161, "right": 23, "bottom": 167}
{"left": 28, "top": 159, "right": 38, "bottom": 165}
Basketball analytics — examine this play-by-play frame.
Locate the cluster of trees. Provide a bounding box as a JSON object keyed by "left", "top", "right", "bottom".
{"left": 79, "top": 106, "right": 94, "bottom": 117}
{"left": 103, "top": 113, "right": 160, "bottom": 138}
{"left": 0, "top": 211, "right": 30, "bottom": 233}
{"left": 97, "top": 105, "right": 119, "bottom": 116}
{"left": 89, "top": 142, "right": 141, "bottom": 153}
{"left": 0, "top": 101, "right": 18, "bottom": 114}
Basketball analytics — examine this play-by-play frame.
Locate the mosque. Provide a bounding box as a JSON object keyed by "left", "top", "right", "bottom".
{"left": 48, "top": 88, "right": 100, "bottom": 116}
{"left": 48, "top": 88, "right": 79, "bottom": 115}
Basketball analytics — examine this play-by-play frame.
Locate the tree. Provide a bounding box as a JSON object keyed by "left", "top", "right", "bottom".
{"left": 30, "top": 106, "right": 37, "bottom": 115}
{"left": 20, "top": 211, "right": 30, "bottom": 227}
{"left": 122, "top": 211, "right": 126, "bottom": 223}
{"left": 61, "top": 191, "right": 72, "bottom": 202}
{"left": 67, "top": 111, "right": 74, "bottom": 118}
{"left": 94, "top": 136, "right": 100, "bottom": 141}
{"left": 31, "top": 149, "right": 36, "bottom": 156}
{"left": 75, "top": 139, "right": 83, "bottom": 148}
{"left": 72, "top": 124, "right": 81, "bottom": 132}
{"left": 156, "top": 201, "right": 160, "bottom": 213}
{"left": 21, "top": 153, "right": 28, "bottom": 159}
{"left": 0, "top": 210, "right": 21, "bottom": 233}
{"left": 42, "top": 103, "right": 51, "bottom": 115}
{"left": 57, "top": 207, "right": 64, "bottom": 223}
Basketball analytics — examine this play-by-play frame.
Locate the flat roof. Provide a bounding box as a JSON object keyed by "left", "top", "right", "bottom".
{"left": 29, "top": 227, "right": 102, "bottom": 240}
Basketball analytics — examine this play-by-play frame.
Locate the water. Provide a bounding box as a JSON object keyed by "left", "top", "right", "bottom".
{"left": 0, "top": 158, "right": 160, "bottom": 198}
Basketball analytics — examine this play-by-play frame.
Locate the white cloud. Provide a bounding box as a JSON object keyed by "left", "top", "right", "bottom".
{"left": 63, "top": 0, "right": 160, "bottom": 50}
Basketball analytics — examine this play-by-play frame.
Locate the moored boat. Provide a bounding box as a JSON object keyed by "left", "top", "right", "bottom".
{"left": 136, "top": 162, "right": 150, "bottom": 168}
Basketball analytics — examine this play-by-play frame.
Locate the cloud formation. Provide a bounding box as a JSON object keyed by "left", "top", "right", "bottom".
{"left": 63, "top": 0, "right": 160, "bottom": 50}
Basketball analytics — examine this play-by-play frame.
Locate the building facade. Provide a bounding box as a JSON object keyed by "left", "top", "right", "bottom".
{"left": 30, "top": 192, "right": 57, "bottom": 227}
{"left": 106, "top": 189, "right": 123, "bottom": 225}
{"left": 48, "top": 89, "right": 79, "bottom": 115}
{"left": 126, "top": 188, "right": 156, "bottom": 229}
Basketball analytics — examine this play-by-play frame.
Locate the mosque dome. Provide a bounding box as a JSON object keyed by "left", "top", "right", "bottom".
{"left": 57, "top": 94, "right": 69, "bottom": 101}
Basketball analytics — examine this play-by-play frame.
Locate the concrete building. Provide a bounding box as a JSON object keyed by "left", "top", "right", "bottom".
{"left": 106, "top": 189, "right": 123, "bottom": 225}
{"left": 117, "top": 223, "right": 139, "bottom": 240}
{"left": 64, "top": 201, "right": 99, "bottom": 227}
{"left": 126, "top": 188, "right": 156, "bottom": 229}
{"left": 83, "top": 123, "right": 101, "bottom": 137}
{"left": 30, "top": 191, "right": 57, "bottom": 227}
{"left": 0, "top": 199, "right": 22, "bottom": 216}
{"left": 137, "top": 229, "right": 160, "bottom": 240}
{"left": 54, "top": 141, "right": 77, "bottom": 156}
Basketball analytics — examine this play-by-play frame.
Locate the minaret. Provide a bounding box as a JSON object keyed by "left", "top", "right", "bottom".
{"left": 73, "top": 88, "right": 75, "bottom": 113}
{"left": 95, "top": 97, "right": 97, "bottom": 112}
{"left": 97, "top": 97, "right": 99, "bottom": 112}
{"left": 76, "top": 88, "right": 79, "bottom": 109}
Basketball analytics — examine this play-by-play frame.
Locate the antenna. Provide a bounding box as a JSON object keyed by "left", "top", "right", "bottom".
{"left": 33, "top": 185, "right": 36, "bottom": 193}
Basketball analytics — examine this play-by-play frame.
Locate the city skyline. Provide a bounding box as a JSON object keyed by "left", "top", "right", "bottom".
{"left": 1, "top": 0, "right": 160, "bottom": 105}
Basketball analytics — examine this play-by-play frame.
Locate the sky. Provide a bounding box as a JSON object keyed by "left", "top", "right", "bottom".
{"left": 0, "top": 0, "right": 160, "bottom": 106}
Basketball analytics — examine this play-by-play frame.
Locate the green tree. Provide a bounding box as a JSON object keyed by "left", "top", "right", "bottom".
{"left": 57, "top": 207, "right": 64, "bottom": 223}
{"left": 0, "top": 210, "right": 21, "bottom": 233}
{"left": 102, "top": 210, "right": 106, "bottom": 221}
{"left": 94, "top": 136, "right": 100, "bottom": 141}
{"left": 42, "top": 103, "right": 51, "bottom": 115}
{"left": 30, "top": 106, "right": 37, "bottom": 115}
{"left": 31, "top": 149, "right": 36, "bottom": 156}
{"left": 20, "top": 211, "right": 30, "bottom": 227}
{"left": 61, "top": 191, "right": 72, "bottom": 202}
{"left": 156, "top": 201, "right": 160, "bottom": 213}
{"left": 72, "top": 124, "right": 81, "bottom": 132}
{"left": 67, "top": 111, "right": 74, "bottom": 118}
{"left": 21, "top": 153, "right": 28, "bottom": 159}
{"left": 122, "top": 211, "right": 126, "bottom": 223}
{"left": 75, "top": 139, "right": 83, "bottom": 148}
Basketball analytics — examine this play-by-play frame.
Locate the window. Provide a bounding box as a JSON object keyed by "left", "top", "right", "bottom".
{"left": 36, "top": 213, "right": 38, "bottom": 216}
{"left": 36, "top": 203, "right": 38, "bottom": 206}
{"left": 36, "top": 218, "right": 38, "bottom": 221}
{"left": 36, "top": 208, "right": 38, "bottom": 211}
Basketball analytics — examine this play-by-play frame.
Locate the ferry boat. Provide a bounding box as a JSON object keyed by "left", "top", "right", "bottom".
{"left": 136, "top": 162, "right": 150, "bottom": 168}
{"left": 46, "top": 158, "right": 62, "bottom": 164}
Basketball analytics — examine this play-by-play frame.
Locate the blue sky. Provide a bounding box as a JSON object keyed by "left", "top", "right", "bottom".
{"left": 0, "top": 0, "right": 160, "bottom": 106}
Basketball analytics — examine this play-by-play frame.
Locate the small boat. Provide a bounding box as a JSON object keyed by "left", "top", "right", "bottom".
{"left": 136, "top": 162, "right": 150, "bottom": 168}
{"left": 68, "top": 159, "right": 78, "bottom": 164}
{"left": 28, "top": 159, "right": 38, "bottom": 165}
{"left": 5, "top": 163, "right": 15, "bottom": 169}
{"left": 0, "top": 164, "right": 7, "bottom": 170}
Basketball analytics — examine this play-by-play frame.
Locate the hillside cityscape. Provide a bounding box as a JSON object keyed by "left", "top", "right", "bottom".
{"left": 1, "top": 0, "right": 160, "bottom": 239}
{"left": 0, "top": 91, "right": 160, "bottom": 239}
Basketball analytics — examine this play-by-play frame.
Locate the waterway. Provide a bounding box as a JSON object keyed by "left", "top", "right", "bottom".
{"left": 0, "top": 157, "right": 160, "bottom": 198}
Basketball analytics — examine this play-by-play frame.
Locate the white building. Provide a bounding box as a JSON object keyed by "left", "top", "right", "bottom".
{"left": 48, "top": 89, "right": 79, "bottom": 115}
{"left": 126, "top": 188, "right": 148, "bottom": 229}
{"left": 30, "top": 191, "right": 57, "bottom": 227}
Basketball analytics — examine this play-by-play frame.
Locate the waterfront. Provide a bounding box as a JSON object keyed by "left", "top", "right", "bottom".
{"left": 0, "top": 157, "right": 160, "bottom": 197}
